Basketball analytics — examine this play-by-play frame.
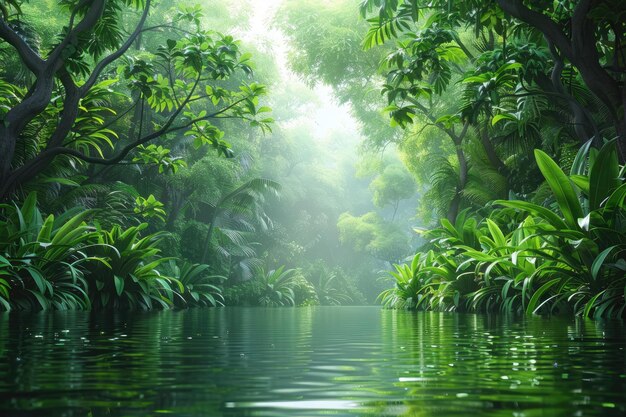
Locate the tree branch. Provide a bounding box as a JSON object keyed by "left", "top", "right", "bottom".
{"left": 496, "top": 0, "right": 574, "bottom": 60}
{"left": 0, "top": 17, "right": 44, "bottom": 73}
{"left": 46, "top": 0, "right": 107, "bottom": 69}
{"left": 46, "top": 68, "right": 81, "bottom": 149}
{"left": 81, "top": 0, "right": 151, "bottom": 94}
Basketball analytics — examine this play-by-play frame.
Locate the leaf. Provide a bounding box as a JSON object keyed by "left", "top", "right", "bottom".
{"left": 491, "top": 113, "right": 516, "bottom": 126}
{"left": 37, "top": 214, "right": 55, "bottom": 243}
{"left": 495, "top": 200, "right": 567, "bottom": 230}
{"left": 39, "top": 177, "right": 81, "bottom": 187}
{"left": 583, "top": 290, "right": 606, "bottom": 318}
{"left": 591, "top": 246, "right": 617, "bottom": 280}
{"left": 114, "top": 275, "right": 125, "bottom": 296}
{"left": 526, "top": 278, "right": 560, "bottom": 315}
{"left": 589, "top": 139, "right": 620, "bottom": 210}
{"left": 51, "top": 210, "right": 93, "bottom": 246}
{"left": 486, "top": 219, "right": 506, "bottom": 248}
{"left": 570, "top": 175, "right": 589, "bottom": 195}
{"left": 534, "top": 149, "right": 583, "bottom": 229}
{"left": 570, "top": 138, "right": 593, "bottom": 176}
{"left": 27, "top": 268, "right": 46, "bottom": 294}
{"left": 605, "top": 183, "right": 626, "bottom": 211}
{"left": 27, "top": 289, "right": 49, "bottom": 310}
{"left": 21, "top": 191, "right": 38, "bottom": 217}
{"left": 462, "top": 75, "right": 490, "bottom": 83}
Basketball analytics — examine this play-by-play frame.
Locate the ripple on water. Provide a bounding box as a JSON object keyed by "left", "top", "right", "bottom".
{"left": 0, "top": 307, "right": 625, "bottom": 417}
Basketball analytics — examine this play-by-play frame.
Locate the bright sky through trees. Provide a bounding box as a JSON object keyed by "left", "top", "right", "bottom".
{"left": 244, "top": 0, "right": 360, "bottom": 145}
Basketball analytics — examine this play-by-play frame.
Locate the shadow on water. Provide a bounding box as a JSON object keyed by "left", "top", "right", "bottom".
{"left": 0, "top": 307, "right": 625, "bottom": 417}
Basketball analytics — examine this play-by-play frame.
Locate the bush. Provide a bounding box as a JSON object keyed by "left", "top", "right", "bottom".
{"left": 0, "top": 193, "right": 225, "bottom": 311}
{"left": 381, "top": 140, "right": 626, "bottom": 318}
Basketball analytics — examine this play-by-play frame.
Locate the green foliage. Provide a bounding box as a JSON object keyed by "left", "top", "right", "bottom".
{"left": 337, "top": 211, "right": 410, "bottom": 263}
{"left": 132, "top": 145, "right": 187, "bottom": 174}
{"left": 314, "top": 270, "right": 354, "bottom": 306}
{"left": 0, "top": 193, "right": 96, "bottom": 310}
{"left": 86, "top": 223, "right": 175, "bottom": 310}
{"left": 134, "top": 194, "right": 166, "bottom": 222}
{"left": 222, "top": 279, "right": 264, "bottom": 306}
{"left": 0, "top": 0, "right": 272, "bottom": 200}
{"left": 256, "top": 266, "right": 298, "bottom": 307}
{"left": 358, "top": 0, "right": 626, "bottom": 227}
{"left": 223, "top": 262, "right": 363, "bottom": 307}
{"left": 0, "top": 193, "right": 225, "bottom": 311}
{"left": 369, "top": 164, "right": 415, "bottom": 210}
{"left": 382, "top": 141, "right": 626, "bottom": 318}
{"left": 167, "top": 260, "right": 224, "bottom": 307}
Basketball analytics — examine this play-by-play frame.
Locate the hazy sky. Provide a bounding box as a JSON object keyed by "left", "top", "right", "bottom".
{"left": 242, "top": 0, "right": 361, "bottom": 145}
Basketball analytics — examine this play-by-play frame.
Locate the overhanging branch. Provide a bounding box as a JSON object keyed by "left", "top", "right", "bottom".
{"left": 0, "top": 17, "right": 44, "bottom": 73}
{"left": 81, "top": 0, "right": 152, "bottom": 94}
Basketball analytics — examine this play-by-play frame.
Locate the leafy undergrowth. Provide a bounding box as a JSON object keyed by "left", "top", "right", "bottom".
{"left": 0, "top": 193, "right": 223, "bottom": 311}
{"left": 381, "top": 140, "right": 626, "bottom": 318}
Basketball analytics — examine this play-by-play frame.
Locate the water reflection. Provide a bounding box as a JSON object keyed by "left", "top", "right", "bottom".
{"left": 0, "top": 307, "right": 624, "bottom": 416}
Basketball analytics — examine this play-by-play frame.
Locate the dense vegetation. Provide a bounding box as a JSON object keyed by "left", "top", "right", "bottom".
{"left": 356, "top": 0, "right": 626, "bottom": 318}
{"left": 280, "top": 0, "right": 625, "bottom": 318}
{"left": 0, "top": 0, "right": 375, "bottom": 310}
{"left": 0, "top": 0, "right": 624, "bottom": 317}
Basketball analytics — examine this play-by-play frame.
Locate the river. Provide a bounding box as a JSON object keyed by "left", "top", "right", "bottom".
{"left": 0, "top": 306, "right": 625, "bottom": 416}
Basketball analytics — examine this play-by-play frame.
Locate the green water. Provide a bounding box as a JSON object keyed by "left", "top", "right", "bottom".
{"left": 0, "top": 307, "right": 625, "bottom": 417}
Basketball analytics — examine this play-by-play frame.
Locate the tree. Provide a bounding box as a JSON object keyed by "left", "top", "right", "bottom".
{"left": 337, "top": 211, "right": 410, "bottom": 264}
{"left": 369, "top": 163, "right": 415, "bottom": 220}
{"left": 496, "top": 0, "right": 626, "bottom": 160}
{"left": 0, "top": 0, "right": 271, "bottom": 200}
{"left": 358, "top": 0, "right": 626, "bottom": 223}
{"left": 277, "top": 0, "right": 400, "bottom": 148}
{"left": 361, "top": 0, "right": 626, "bottom": 161}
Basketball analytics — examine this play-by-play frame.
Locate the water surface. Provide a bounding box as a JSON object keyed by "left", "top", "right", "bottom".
{"left": 0, "top": 306, "right": 625, "bottom": 416}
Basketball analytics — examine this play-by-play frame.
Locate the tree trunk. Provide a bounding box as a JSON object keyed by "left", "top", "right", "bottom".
{"left": 0, "top": 126, "right": 17, "bottom": 191}
{"left": 201, "top": 217, "right": 217, "bottom": 265}
{"left": 447, "top": 142, "right": 468, "bottom": 222}
{"left": 496, "top": 0, "right": 626, "bottom": 161}
{"left": 480, "top": 124, "right": 508, "bottom": 176}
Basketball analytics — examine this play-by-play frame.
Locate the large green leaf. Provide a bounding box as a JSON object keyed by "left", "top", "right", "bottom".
{"left": 569, "top": 138, "right": 593, "bottom": 176}
{"left": 589, "top": 140, "right": 620, "bottom": 210}
{"left": 494, "top": 200, "right": 567, "bottom": 230}
{"left": 591, "top": 246, "right": 618, "bottom": 280}
{"left": 114, "top": 275, "right": 125, "bottom": 296}
{"left": 605, "top": 183, "right": 626, "bottom": 211}
{"left": 534, "top": 149, "right": 583, "bottom": 229}
{"left": 486, "top": 219, "right": 507, "bottom": 248}
{"left": 37, "top": 214, "right": 55, "bottom": 243}
{"left": 50, "top": 210, "right": 93, "bottom": 246}
{"left": 583, "top": 290, "right": 606, "bottom": 318}
{"left": 526, "top": 278, "right": 560, "bottom": 315}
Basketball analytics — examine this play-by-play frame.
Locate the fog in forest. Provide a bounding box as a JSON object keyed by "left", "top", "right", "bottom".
{"left": 175, "top": 0, "right": 425, "bottom": 303}
{"left": 2, "top": 0, "right": 626, "bottom": 416}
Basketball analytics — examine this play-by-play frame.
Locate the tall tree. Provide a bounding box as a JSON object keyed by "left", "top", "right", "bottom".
{"left": 0, "top": 0, "right": 270, "bottom": 199}
{"left": 495, "top": 0, "right": 626, "bottom": 160}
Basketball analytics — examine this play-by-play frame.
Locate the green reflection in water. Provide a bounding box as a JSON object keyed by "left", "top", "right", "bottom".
{"left": 0, "top": 307, "right": 624, "bottom": 417}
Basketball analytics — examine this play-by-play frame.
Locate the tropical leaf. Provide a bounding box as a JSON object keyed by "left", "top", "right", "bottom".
{"left": 534, "top": 149, "right": 583, "bottom": 229}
